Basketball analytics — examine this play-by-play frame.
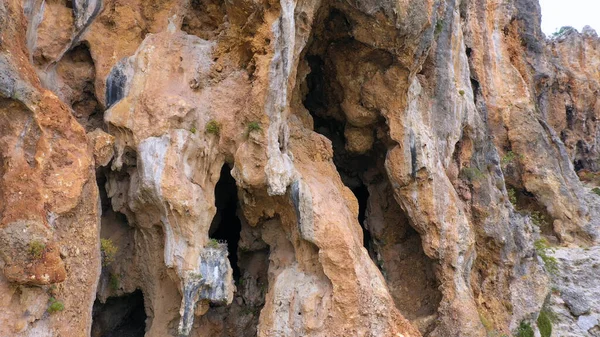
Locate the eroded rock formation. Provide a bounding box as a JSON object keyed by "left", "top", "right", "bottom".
{"left": 1, "top": 0, "right": 600, "bottom": 336}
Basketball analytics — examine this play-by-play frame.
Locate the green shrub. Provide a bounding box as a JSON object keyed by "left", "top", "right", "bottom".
{"left": 459, "top": 90, "right": 465, "bottom": 96}
{"left": 461, "top": 167, "right": 485, "bottom": 181}
{"left": 552, "top": 26, "right": 571, "bottom": 37}
{"left": 507, "top": 188, "right": 517, "bottom": 207}
{"left": 501, "top": 151, "right": 520, "bottom": 167}
{"left": 100, "top": 238, "right": 118, "bottom": 267}
{"left": 515, "top": 321, "right": 534, "bottom": 337}
{"left": 247, "top": 121, "right": 262, "bottom": 134}
{"left": 537, "top": 309, "right": 553, "bottom": 337}
{"left": 190, "top": 126, "right": 197, "bottom": 134}
{"left": 435, "top": 20, "right": 444, "bottom": 35}
{"left": 109, "top": 273, "right": 120, "bottom": 291}
{"left": 207, "top": 238, "right": 220, "bottom": 249}
{"left": 592, "top": 187, "right": 600, "bottom": 196}
{"left": 479, "top": 312, "right": 493, "bottom": 332}
{"left": 29, "top": 241, "right": 45, "bottom": 259}
{"left": 47, "top": 297, "right": 64, "bottom": 314}
{"left": 530, "top": 211, "right": 547, "bottom": 228}
{"left": 534, "top": 239, "right": 558, "bottom": 274}
{"left": 189, "top": 272, "right": 202, "bottom": 281}
{"left": 205, "top": 120, "right": 220, "bottom": 136}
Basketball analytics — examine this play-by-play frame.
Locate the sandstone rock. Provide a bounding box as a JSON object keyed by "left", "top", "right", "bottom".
{"left": 344, "top": 126, "right": 374, "bottom": 154}
{"left": 88, "top": 128, "right": 115, "bottom": 167}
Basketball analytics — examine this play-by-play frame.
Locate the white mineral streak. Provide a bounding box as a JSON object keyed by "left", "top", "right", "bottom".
{"left": 264, "top": 0, "right": 297, "bottom": 196}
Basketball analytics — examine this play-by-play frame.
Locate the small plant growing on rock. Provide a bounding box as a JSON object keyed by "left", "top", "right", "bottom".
{"left": 100, "top": 238, "right": 118, "bottom": 267}
{"left": 551, "top": 26, "right": 571, "bottom": 38}
{"left": 246, "top": 121, "right": 262, "bottom": 135}
{"left": 189, "top": 272, "right": 202, "bottom": 281}
{"left": 459, "top": 90, "right": 465, "bottom": 96}
{"left": 501, "top": 151, "right": 521, "bottom": 167}
{"left": 461, "top": 166, "right": 484, "bottom": 181}
{"left": 534, "top": 239, "right": 558, "bottom": 275}
{"left": 507, "top": 188, "right": 517, "bottom": 207}
{"left": 207, "top": 238, "right": 220, "bottom": 249}
{"left": 435, "top": 19, "right": 444, "bottom": 35}
{"left": 479, "top": 312, "right": 493, "bottom": 332}
{"left": 109, "top": 273, "right": 120, "bottom": 291}
{"left": 537, "top": 309, "right": 554, "bottom": 337}
{"left": 205, "top": 120, "right": 220, "bottom": 136}
{"left": 190, "top": 126, "right": 197, "bottom": 134}
{"left": 29, "top": 240, "right": 45, "bottom": 259}
{"left": 514, "top": 320, "right": 534, "bottom": 337}
{"left": 592, "top": 187, "right": 600, "bottom": 196}
{"left": 47, "top": 297, "right": 64, "bottom": 314}
{"left": 529, "top": 211, "right": 547, "bottom": 228}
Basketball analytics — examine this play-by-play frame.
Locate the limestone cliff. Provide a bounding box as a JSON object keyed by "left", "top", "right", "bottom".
{"left": 0, "top": 0, "right": 599, "bottom": 336}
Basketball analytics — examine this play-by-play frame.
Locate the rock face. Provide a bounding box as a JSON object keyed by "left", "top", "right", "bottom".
{"left": 550, "top": 246, "right": 600, "bottom": 336}
{"left": 1, "top": 0, "right": 600, "bottom": 336}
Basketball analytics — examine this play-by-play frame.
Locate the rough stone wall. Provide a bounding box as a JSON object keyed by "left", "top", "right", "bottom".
{"left": 0, "top": 1, "right": 100, "bottom": 336}
{"left": 1, "top": 0, "right": 599, "bottom": 337}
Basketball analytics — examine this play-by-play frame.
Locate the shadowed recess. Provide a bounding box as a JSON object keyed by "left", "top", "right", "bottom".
{"left": 209, "top": 164, "right": 242, "bottom": 281}
{"left": 91, "top": 290, "right": 147, "bottom": 337}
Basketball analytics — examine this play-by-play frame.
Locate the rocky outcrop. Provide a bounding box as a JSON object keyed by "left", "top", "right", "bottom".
{"left": 1, "top": 0, "right": 600, "bottom": 336}
{"left": 0, "top": 1, "right": 100, "bottom": 335}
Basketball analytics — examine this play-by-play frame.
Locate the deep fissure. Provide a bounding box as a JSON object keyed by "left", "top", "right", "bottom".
{"left": 209, "top": 164, "right": 242, "bottom": 282}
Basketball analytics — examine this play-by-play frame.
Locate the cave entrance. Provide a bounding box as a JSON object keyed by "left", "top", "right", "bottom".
{"left": 91, "top": 290, "right": 147, "bottom": 337}
{"left": 195, "top": 166, "right": 268, "bottom": 336}
{"left": 297, "top": 6, "right": 442, "bottom": 334}
{"left": 209, "top": 164, "right": 242, "bottom": 282}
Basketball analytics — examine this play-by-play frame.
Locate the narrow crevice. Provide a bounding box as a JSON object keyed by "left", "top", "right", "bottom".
{"left": 352, "top": 183, "right": 372, "bottom": 251}
{"left": 91, "top": 290, "right": 147, "bottom": 337}
{"left": 209, "top": 164, "right": 242, "bottom": 282}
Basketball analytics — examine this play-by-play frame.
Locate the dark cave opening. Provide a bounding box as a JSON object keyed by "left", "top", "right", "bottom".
{"left": 198, "top": 167, "right": 269, "bottom": 336}
{"left": 91, "top": 290, "right": 147, "bottom": 337}
{"left": 352, "top": 183, "right": 373, "bottom": 252}
{"left": 209, "top": 164, "right": 242, "bottom": 282}
{"left": 298, "top": 7, "right": 442, "bottom": 333}
{"left": 303, "top": 51, "right": 384, "bottom": 256}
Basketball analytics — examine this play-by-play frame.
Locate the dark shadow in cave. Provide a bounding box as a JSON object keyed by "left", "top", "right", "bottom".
{"left": 209, "top": 164, "right": 242, "bottom": 282}
{"left": 352, "top": 183, "right": 373, "bottom": 252}
{"left": 91, "top": 290, "right": 146, "bottom": 337}
{"left": 298, "top": 7, "right": 442, "bottom": 333}
{"left": 303, "top": 52, "right": 381, "bottom": 256}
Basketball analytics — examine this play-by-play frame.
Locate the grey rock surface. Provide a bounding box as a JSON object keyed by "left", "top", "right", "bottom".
{"left": 550, "top": 246, "right": 600, "bottom": 336}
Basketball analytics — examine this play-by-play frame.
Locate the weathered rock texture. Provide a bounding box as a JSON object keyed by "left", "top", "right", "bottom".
{"left": 1, "top": 0, "right": 600, "bottom": 336}
{"left": 549, "top": 246, "right": 600, "bottom": 336}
